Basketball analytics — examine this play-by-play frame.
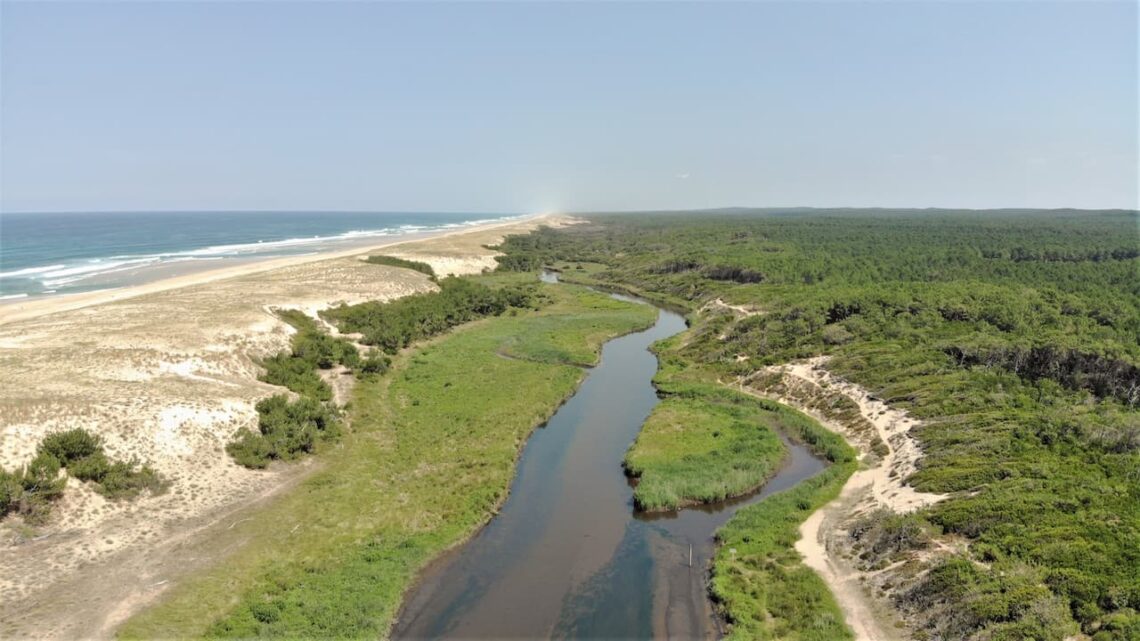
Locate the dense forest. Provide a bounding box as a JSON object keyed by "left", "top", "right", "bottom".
{"left": 494, "top": 209, "right": 1140, "bottom": 641}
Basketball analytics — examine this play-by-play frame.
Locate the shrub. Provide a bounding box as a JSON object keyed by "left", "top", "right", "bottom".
{"left": 821, "top": 324, "right": 854, "bottom": 345}
{"left": 849, "top": 508, "right": 931, "bottom": 565}
{"left": 0, "top": 429, "right": 166, "bottom": 523}
{"left": 322, "top": 278, "right": 537, "bottom": 353}
{"left": 68, "top": 451, "right": 111, "bottom": 482}
{"left": 227, "top": 395, "right": 341, "bottom": 469}
{"left": 260, "top": 353, "right": 332, "bottom": 401}
{"left": 98, "top": 461, "right": 166, "bottom": 499}
{"left": 4, "top": 452, "right": 68, "bottom": 522}
{"left": 358, "top": 352, "right": 391, "bottom": 375}
{"left": 226, "top": 429, "right": 275, "bottom": 470}
{"left": 0, "top": 467, "right": 20, "bottom": 517}
{"left": 38, "top": 428, "right": 102, "bottom": 463}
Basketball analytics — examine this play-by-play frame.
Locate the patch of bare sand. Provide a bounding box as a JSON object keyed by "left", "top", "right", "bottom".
{"left": 0, "top": 215, "right": 554, "bottom": 639}
{"left": 736, "top": 356, "right": 947, "bottom": 641}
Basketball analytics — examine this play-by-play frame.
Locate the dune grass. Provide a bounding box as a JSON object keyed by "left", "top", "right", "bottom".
{"left": 118, "top": 281, "right": 654, "bottom": 640}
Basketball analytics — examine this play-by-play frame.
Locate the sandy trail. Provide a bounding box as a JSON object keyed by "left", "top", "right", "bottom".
{"left": 700, "top": 297, "right": 764, "bottom": 318}
{"left": 0, "top": 214, "right": 566, "bottom": 639}
{"left": 736, "top": 356, "right": 946, "bottom": 641}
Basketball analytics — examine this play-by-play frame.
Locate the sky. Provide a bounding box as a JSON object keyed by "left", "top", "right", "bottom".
{"left": 0, "top": 1, "right": 1136, "bottom": 213}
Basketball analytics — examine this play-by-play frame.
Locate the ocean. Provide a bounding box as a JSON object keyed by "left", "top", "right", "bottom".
{"left": 0, "top": 211, "right": 522, "bottom": 299}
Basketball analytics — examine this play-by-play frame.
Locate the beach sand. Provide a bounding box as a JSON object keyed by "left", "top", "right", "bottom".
{"left": 0, "top": 214, "right": 567, "bottom": 639}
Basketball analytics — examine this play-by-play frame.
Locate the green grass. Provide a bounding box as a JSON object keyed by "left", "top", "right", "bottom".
{"left": 623, "top": 395, "right": 786, "bottom": 511}
{"left": 118, "top": 281, "right": 654, "bottom": 639}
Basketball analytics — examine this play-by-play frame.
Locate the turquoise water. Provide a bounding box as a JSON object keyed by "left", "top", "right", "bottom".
{"left": 0, "top": 211, "right": 520, "bottom": 298}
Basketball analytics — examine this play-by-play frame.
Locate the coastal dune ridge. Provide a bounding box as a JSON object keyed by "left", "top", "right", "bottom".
{"left": 0, "top": 213, "right": 565, "bottom": 639}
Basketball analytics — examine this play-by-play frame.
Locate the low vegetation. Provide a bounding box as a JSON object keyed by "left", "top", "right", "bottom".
{"left": 225, "top": 396, "right": 342, "bottom": 469}
{"left": 364, "top": 254, "right": 437, "bottom": 279}
{"left": 623, "top": 395, "right": 785, "bottom": 511}
{"left": 1, "top": 428, "right": 165, "bottom": 521}
{"left": 492, "top": 210, "right": 1140, "bottom": 640}
{"left": 119, "top": 280, "right": 655, "bottom": 639}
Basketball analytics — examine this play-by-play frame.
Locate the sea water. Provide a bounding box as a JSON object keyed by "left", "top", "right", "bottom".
{"left": 0, "top": 211, "right": 521, "bottom": 299}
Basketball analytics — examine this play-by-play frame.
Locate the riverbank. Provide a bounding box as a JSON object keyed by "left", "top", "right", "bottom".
{"left": 0, "top": 215, "right": 565, "bottom": 638}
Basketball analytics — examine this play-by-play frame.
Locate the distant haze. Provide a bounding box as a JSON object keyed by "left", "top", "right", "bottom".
{"left": 1, "top": 1, "right": 1136, "bottom": 212}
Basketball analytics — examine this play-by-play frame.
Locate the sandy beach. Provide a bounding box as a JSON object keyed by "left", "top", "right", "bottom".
{"left": 0, "top": 214, "right": 563, "bottom": 639}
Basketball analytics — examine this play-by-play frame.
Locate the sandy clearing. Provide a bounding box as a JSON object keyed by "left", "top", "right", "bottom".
{"left": 700, "top": 297, "right": 764, "bottom": 319}
{"left": 735, "top": 356, "right": 947, "bottom": 641}
{"left": 0, "top": 214, "right": 562, "bottom": 639}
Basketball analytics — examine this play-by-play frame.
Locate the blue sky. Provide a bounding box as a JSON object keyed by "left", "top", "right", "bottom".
{"left": 1, "top": 1, "right": 1135, "bottom": 213}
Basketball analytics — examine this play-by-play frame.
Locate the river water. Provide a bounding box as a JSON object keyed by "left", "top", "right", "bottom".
{"left": 392, "top": 275, "right": 826, "bottom": 639}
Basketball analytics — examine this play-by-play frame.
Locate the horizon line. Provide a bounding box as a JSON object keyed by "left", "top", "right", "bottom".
{"left": 3, "top": 206, "right": 1138, "bottom": 216}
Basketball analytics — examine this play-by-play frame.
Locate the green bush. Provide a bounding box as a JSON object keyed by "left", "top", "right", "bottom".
{"left": 849, "top": 508, "right": 932, "bottom": 566}
{"left": 0, "top": 467, "right": 21, "bottom": 517}
{"left": 260, "top": 353, "right": 332, "bottom": 401}
{"left": 358, "top": 352, "right": 391, "bottom": 375}
{"left": 227, "top": 395, "right": 341, "bottom": 469}
{"left": 0, "top": 452, "right": 68, "bottom": 522}
{"left": 38, "top": 428, "right": 102, "bottom": 463}
{"left": 226, "top": 430, "right": 275, "bottom": 470}
{"left": 68, "top": 451, "right": 111, "bottom": 482}
{"left": 98, "top": 462, "right": 166, "bottom": 499}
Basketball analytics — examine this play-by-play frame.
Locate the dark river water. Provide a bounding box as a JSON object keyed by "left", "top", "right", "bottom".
{"left": 392, "top": 274, "right": 826, "bottom": 639}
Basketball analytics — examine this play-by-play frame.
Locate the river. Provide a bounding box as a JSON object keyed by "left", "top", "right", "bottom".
{"left": 392, "top": 274, "right": 826, "bottom": 639}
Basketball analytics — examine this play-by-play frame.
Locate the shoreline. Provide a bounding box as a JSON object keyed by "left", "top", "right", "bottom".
{"left": 0, "top": 214, "right": 542, "bottom": 327}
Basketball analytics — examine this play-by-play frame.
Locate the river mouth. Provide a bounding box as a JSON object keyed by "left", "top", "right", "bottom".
{"left": 392, "top": 274, "right": 825, "bottom": 639}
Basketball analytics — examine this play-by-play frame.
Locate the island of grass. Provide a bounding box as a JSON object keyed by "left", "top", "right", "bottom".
{"left": 118, "top": 276, "right": 655, "bottom": 639}
{"left": 623, "top": 394, "right": 785, "bottom": 511}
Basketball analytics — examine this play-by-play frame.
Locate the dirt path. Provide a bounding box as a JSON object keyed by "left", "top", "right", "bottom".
{"left": 734, "top": 356, "right": 947, "bottom": 641}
